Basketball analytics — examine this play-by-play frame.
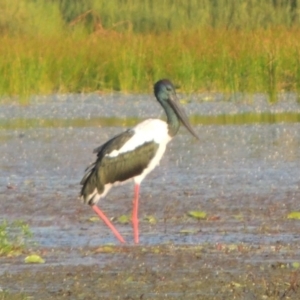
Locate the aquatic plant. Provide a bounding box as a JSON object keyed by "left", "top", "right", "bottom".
{"left": 0, "top": 220, "right": 33, "bottom": 256}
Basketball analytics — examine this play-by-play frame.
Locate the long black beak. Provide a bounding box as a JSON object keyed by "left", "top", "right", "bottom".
{"left": 168, "top": 94, "right": 199, "bottom": 140}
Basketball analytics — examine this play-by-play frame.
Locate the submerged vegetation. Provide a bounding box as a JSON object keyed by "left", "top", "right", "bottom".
{"left": 1, "top": 0, "right": 300, "bottom": 101}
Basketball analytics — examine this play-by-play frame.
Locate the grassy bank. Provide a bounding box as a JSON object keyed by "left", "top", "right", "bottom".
{"left": 1, "top": 27, "right": 300, "bottom": 102}
{"left": 1, "top": 1, "right": 300, "bottom": 102}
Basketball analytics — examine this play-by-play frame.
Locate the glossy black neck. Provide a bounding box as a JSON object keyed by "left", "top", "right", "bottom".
{"left": 161, "top": 101, "right": 180, "bottom": 137}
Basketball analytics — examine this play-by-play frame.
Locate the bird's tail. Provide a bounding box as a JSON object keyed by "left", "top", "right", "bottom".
{"left": 80, "top": 162, "right": 102, "bottom": 205}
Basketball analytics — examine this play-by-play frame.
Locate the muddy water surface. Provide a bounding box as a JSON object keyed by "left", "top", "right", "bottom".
{"left": 0, "top": 93, "right": 300, "bottom": 299}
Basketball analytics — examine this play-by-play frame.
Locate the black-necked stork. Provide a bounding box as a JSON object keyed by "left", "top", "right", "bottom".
{"left": 80, "top": 79, "right": 199, "bottom": 244}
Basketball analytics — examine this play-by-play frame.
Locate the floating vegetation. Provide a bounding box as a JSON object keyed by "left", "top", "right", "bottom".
{"left": 117, "top": 215, "right": 131, "bottom": 224}
{"left": 144, "top": 215, "right": 157, "bottom": 224}
{"left": 287, "top": 212, "right": 300, "bottom": 220}
{"left": 187, "top": 211, "right": 207, "bottom": 220}
{"left": 24, "top": 254, "right": 45, "bottom": 264}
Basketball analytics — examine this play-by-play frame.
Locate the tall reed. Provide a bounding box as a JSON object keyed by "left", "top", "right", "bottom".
{"left": 1, "top": 0, "right": 300, "bottom": 101}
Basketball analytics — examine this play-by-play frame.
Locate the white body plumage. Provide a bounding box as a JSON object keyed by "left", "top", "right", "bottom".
{"left": 81, "top": 118, "right": 172, "bottom": 204}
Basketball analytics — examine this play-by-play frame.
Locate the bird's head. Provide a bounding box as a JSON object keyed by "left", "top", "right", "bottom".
{"left": 154, "top": 79, "right": 176, "bottom": 103}
{"left": 154, "top": 79, "right": 199, "bottom": 140}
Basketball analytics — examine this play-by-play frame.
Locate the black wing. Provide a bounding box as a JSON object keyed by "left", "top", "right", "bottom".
{"left": 80, "top": 129, "right": 134, "bottom": 186}
{"left": 98, "top": 141, "right": 159, "bottom": 184}
{"left": 93, "top": 129, "right": 135, "bottom": 159}
{"left": 80, "top": 134, "right": 159, "bottom": 201}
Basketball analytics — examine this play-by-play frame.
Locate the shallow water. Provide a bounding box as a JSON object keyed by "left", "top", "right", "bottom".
{"left": 0, "top": 93, "right": 300, "bottom": 298}
{"left": 1, "top": 93, "right": 299, "bottom": 247}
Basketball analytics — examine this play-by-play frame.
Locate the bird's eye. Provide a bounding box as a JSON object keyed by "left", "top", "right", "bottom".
{"left": 166, "top": 86, "right": 172, "bottom": 91}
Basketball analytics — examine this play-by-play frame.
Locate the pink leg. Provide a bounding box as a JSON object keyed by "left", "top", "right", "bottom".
{"left": 132, "top": 184, "right": 140, "bottom": 244}
{"left": 92, "top": 205, "right": 126, "bottom": 243}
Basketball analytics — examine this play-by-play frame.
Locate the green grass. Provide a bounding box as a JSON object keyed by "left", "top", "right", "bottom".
{"left": 1, "top": 28, "right": 300, "bottom": 101}
{"left": 0, "top": 291, "right": 28, "bottom": 300}
{"left": 1, "top": 0, "right": 300, "bottom": 102}
{"left": 0, "top": 220, "right": 33, "bottom": 256}
{"left": 2, "top": 0, "right": 300, "bottom": 35}
{"left": 1, "top": 112, "right": 300, "bottom": 130}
